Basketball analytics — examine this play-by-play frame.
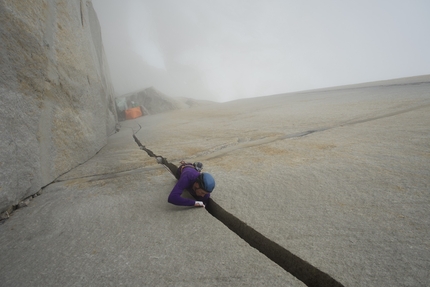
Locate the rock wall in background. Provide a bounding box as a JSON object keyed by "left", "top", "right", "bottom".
{"left": 0, "top": 0, "right": 117, "bottom": 212}
{"left": 115, "top": 86, "right": 215, "bottom": 121}
{"left": 115, "top": 87, "right": 186, "bottom": 120}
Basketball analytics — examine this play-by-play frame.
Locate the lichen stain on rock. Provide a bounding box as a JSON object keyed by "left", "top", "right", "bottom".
{"left": 257, "top": 145, "right": 291, "bottom": 156}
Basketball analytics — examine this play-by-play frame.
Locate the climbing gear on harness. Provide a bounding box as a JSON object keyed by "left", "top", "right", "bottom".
{"left": 193, "top": 162, "right": 203, "bottom": 172}
{"left": 176, "top": 161, "right": 203, "bottom": 178}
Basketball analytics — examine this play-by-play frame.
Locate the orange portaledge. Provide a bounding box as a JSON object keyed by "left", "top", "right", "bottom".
{"left": 125, "top": 106, "right": 143, "bottom": 119}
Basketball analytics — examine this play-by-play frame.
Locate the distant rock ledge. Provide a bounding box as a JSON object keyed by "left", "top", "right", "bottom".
{"left": 115, "top": 87, "right": 214, "bottom": 121}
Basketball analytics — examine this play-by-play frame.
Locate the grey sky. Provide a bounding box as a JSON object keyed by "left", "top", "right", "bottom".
{"left": 92, "top": 0, "right": 430, "bottom": 102}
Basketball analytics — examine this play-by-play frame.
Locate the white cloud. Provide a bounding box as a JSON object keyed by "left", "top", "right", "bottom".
{"left": 127, "top": 0, "right": 165, "bottom": 70}
{"left": 93, "top": 0, "right": 430, "bottom": 102}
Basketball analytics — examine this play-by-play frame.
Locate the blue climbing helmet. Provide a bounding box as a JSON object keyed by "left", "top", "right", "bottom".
{"left": 197, "top": 173, "right": 215, "bottom": 193}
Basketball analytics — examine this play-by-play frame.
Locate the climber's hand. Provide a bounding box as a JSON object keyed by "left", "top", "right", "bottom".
{"left": 194, "top": 201, "right": 205, "bottom": 208}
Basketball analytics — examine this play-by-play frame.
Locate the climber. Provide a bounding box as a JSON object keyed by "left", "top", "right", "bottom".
{"left": 167, "top": 161, "right": 215, "bottom": 208}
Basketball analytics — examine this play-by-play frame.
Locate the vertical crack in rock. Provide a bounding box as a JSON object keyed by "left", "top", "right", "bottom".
{"left": 132, "top": 134, "right": 344, "bottom": 286}
{"left": 205, "top": 199, "right": 344, "bottom": 287}
{"left": 80, "top": 0, "right": 84, "bottom": 27}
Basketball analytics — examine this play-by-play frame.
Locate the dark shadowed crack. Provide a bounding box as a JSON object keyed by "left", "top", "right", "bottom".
{"left": 205, "top": 199, "right": 344, "bottom": 287}
{"left": 133, "top": 135, "right": 345, "bottom": 287}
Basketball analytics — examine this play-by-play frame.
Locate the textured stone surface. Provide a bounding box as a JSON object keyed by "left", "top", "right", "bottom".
{"left": 0, "top": 0, "right": 117, "bottom": 212}
{"left": 124, "top": 76, "right": 430, "bottom": 286}
{"left": 0, "top": 76, "right": 428, "bottom": 286}
{"left": 0, "top": 126, "right": 304, "bottom": 287}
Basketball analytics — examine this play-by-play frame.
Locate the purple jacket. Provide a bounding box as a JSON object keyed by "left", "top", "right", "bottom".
{"left": 168, "top": 167, "right": 210, "bottom": 206}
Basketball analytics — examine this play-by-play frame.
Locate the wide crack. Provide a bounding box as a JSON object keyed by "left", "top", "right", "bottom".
{"left": 206, "top": 200, "right": 343, "bottom": 287}
{"left": 133, "top": 134, "right": 344, "bottom": 287}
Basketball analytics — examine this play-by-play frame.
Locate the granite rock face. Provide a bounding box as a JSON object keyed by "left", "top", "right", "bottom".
{"left": 0, "top": 0, "right": 117, "bottom": 212}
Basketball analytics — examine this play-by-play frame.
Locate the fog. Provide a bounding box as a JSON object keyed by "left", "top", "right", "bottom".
{"left": 92, "top": 0, "right": 430, "bottom": 102}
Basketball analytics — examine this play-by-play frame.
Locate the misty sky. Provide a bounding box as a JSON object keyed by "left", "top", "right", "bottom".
{"left": 92, "top": 0, "right": 430, "bottom": 102}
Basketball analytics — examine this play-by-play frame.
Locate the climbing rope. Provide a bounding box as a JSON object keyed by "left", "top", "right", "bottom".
{"left": 132, "top": 122, "right": 178, "bottom": 177}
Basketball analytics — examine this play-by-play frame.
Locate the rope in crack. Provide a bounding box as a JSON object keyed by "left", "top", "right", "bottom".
{"left": 131, "top": 123, "right": 177, "bottom": 176}
{"left": 133, "top": 133, "right": 344, "bottom": 287}
{"left": 133, "top": 134, "right": 179, "bottom": 177}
